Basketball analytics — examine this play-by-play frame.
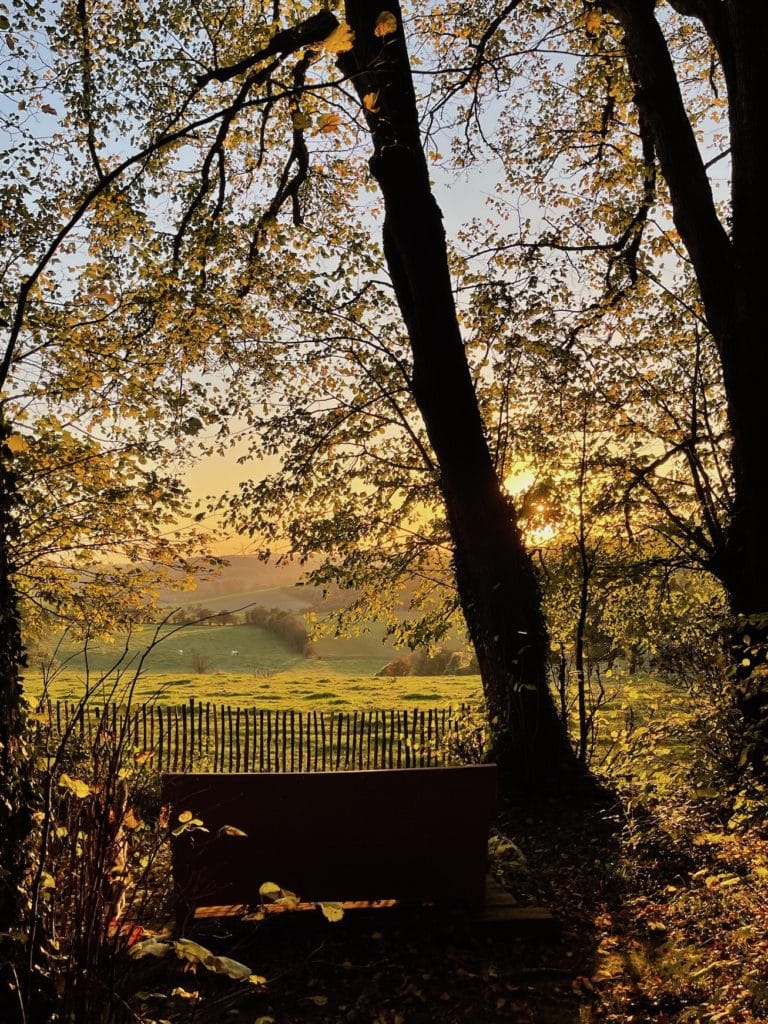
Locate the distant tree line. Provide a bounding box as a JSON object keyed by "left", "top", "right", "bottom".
{"left": 245, "top": 606, "right": 313, "bottom": 657}
{"left": 166, "top": 605, "right": 239, "bottom": 626}
{"left": 378, "top": 647, "right": 478, "bottom": 677}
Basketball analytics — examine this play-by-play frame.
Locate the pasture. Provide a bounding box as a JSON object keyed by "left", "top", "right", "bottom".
{"left": 25, "top": 620, "right": 483, "bottom": 708}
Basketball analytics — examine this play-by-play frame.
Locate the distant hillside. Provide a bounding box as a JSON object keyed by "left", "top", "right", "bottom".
{"left": 158, "top": 555, "right": 311, "bottom": 607}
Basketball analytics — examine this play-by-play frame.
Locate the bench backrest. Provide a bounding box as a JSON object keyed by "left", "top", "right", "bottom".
{"left": 162, "top": 765, "right": 497, "bottom": 911}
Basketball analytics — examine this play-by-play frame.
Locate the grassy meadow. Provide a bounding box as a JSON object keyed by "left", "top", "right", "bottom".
{"left": 25, "top": 620, "right": 484, "bottom": 709}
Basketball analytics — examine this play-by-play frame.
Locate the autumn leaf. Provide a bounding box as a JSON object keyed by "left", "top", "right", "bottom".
{"left": 177, "top": 810, "right": 193, "bottom": 823}
{"left": 58, "top": 773, "right": 90, "bottom": 799}
{"left": 292, "top": 110, "right": 312, "bottom": 131}
{"left": 259, "top": 881, "right": 282, "bottom": 901}
{"left": 319, "top": 22, "right": 355, "bottom": 53}
{"left": 585, "top": 9, "right": 602, "bottom": 33}
{"left": 5, "top": 434, "right": 27, "bottom": 453}
{"left": 363, "top": 92, "right": 380, "bottom": 113}
{"left": 374, "top": 11, "right": 397, "bottom": 37}
{"left": 133, "top": 749, "right": 154, "bottom": 765}
{"left": 318, "top": 901, "right": 345, "bottom": 922}
{"left": 275, "top": 891, "right": 300, "bottom": 911}
{"left": 174, "top": 939, "right": 213, "bottom": 964}
{"left": 241, "top": 908, "right": 265, "bottom": 921}
{"left": 317, "top": 112, "right": 342, "bottom": 134}
{"left": 204, "top": 953, "right": 252, "bottom": 980}
{"left": 129, "top": 939, "right": 172, "bottom": 959}
{"left": 124, "top": 808, "right": 142, "bottom": 829}
{"left": 219, "top": 825, "right": 248, "bottom": 837}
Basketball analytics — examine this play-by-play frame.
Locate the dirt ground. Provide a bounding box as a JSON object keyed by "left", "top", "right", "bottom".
{"left": 126, "top": 795, "right": 623, "bottom": 1024}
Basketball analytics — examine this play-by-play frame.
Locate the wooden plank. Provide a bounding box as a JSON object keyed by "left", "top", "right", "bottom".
{"left": 181, "top": 703, "right": 188, "bottom": 772}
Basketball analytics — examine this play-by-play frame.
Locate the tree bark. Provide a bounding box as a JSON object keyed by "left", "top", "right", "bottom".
{"left": 340, "top": 1, "right": 580, "bottom": 791}
{"left": 604, "top": 0, "right": 768, "bottom": 770}
{"left": 0, "top": 415, "right": 33, "bottom": 1017}
{"left": 606, "top": 1, "right": 768, "bottom": 622}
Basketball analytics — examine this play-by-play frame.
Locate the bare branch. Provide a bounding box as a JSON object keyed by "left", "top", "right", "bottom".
{"left": 75, "top": 0, "right": 104, "bottom": 181}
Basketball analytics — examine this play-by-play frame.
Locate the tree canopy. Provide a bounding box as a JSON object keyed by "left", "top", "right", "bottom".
{"left": 1, "top": 0, "right": 766, "bottom": 786}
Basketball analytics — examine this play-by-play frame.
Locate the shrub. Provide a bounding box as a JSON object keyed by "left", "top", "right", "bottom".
{"left": 245, "top": 605, "right": 313, "bottom": 656}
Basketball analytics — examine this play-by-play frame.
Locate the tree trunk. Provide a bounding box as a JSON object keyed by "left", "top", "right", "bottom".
{"left": 0, "top": 416, "right": 33, "bottom": 1017}
{"left": 606, "top": 0, "right": 768, "bottom": 771}
{"left": 340, "top": 1, "right": 580, "bottom": 791}
{"left": 717, "top": 4, "right": 768, "bottom": 625}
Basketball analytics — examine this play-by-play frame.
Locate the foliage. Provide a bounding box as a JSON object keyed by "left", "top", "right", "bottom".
{"left": 378, "top": 645, "right": 476, "bottom": 677}
{"left": 245, "top": 605, "right": 314, "bottom": 656}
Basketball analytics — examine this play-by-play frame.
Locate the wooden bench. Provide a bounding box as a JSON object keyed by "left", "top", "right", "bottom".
{"left": 162, "top": 765, "right": 497, "bottom": 927}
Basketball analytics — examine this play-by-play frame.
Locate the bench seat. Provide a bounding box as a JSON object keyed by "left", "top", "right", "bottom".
{"left": 162, "top": 765, "right": 497, "bottom": 921}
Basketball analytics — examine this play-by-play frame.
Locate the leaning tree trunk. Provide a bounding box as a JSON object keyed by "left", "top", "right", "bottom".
{"left": 607, "top": 0, "right": 768, "bottom": 776}
{"left": 340, "top": 1, "right": 580, "bottom": 791}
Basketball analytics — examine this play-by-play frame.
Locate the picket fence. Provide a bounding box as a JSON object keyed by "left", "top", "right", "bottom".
{"left": 38, "top": 698, "right": 483, "bottom": 773}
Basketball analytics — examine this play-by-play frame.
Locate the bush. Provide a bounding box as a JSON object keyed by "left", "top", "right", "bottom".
{"left": 244, "top": 605, "right": 313, "bottom": 656}
{"left": 377, "top": 646, "right": 475, "bottom": 677}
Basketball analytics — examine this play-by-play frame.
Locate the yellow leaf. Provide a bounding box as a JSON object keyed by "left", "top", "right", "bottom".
{"left": 129, "top": 939, "right": 171, "bottom": 959}
{"left": 41, "top": 872, "right": 55, "bottom": 890}
{"left": 259, "top": 881, "right": 282, "bottom": 901}
{"left": 177, "top": 810, "right": 193, "bottom": 823}
{"left": 275, "top": 893, "right": 300, "bottom": 911}
{"left": 133, "top": 749, "right": 155, "bottom": 765}
{"left": 363, "top": 91, "right": 380, "bottom": 113}
{"left": 202, "top": 952, "right": 252, "bottom": 980}
{"left": 248, "top": 974, "right": 268, "bottom": 987}
{"left": 318, "top": 901, "right": 344, "bottom": 923}
{"left": 174, "top": 939, "right": 213, "bottom": 964}
{"left": 219, "top": 825, "right": 248, "bottom": 837}
{"left": 310, "top": 995, "right": 328, "bottom": 1006}
{"left": 292, "top": 110, "right": 312, "bottom": 130}
{"left": 317, "top": 112, "right": 342, "bottom": 134}
{"left": 320, "top": 21, "right": 355, "bottom": 53}
{"left": 58, "top": 773, "right": 90, "bottom": 799}
{"left": 170, "top": 987, "right": 199, "bottom": 1000}
{"left": 124, "top": 808, "right": 141, "bottom": 830}
{"left": 5, "top": 434, "right": 27, "bottom": 453}
{"left": 585, "top": 9, "right": 602, "bottom": 33}
{"left": 242, "top": 909, "right": 265, "bottom": 921}
{"left": 374, "top": 11, "right": 397, "bottom": 36}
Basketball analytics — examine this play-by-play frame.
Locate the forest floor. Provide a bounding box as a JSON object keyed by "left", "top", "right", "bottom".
{"left": 124, "top": 785, "right": 768, "bottom": 1024}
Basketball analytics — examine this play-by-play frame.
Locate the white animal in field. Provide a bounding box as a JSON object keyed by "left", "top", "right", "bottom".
{"left": 231, "top": 650, "right": 239, "bottom": 656}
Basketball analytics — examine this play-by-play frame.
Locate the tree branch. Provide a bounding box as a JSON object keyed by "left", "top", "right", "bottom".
{"left": 603, "top": 0, "right": 734, "bottom": 340}
{"left": 195, "top": 10, "right": 338, "bottom": 87}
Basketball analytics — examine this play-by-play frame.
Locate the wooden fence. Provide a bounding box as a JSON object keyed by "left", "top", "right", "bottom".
{"left": 37, "top": 698, "right": 484, "bottom": 773}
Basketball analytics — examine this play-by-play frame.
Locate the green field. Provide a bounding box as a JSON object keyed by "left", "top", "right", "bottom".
{"left": 26, "top": 621, "right": 483, "bottom": 708}
{"left": 28, "top": 668, "right": 482, "bottom": 709}
{"left": 30, "top": 621, "right": 401, "bottom": 676}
